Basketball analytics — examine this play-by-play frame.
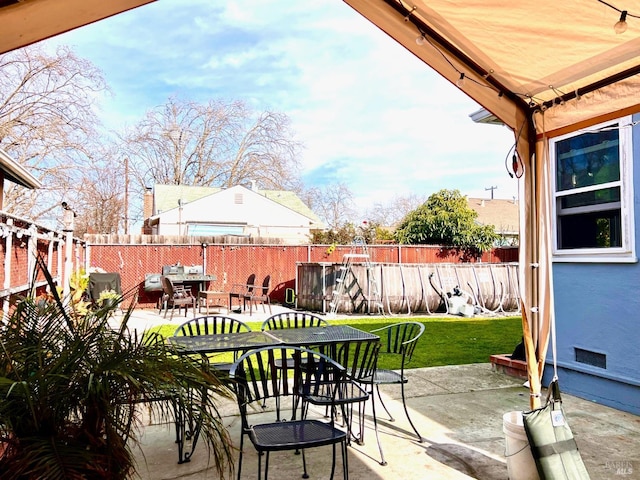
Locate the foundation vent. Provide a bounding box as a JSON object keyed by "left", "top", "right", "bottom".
{"left": 575, "top": 348, "right": 606, "bottom": 369}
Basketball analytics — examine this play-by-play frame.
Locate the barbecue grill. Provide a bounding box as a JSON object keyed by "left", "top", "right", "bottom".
{"left": 144, "top": 264, "right": 216, "bottom": 292}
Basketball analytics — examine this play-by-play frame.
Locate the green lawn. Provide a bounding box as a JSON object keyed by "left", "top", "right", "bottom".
{"left": 149, "top": 315, "right": 522, "bottom": 370}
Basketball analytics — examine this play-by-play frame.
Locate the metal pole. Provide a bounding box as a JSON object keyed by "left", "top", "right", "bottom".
{"left": 62, "top": 203, "right": 75, "bottom": 300}
{"left": 124, "top": 157, "right": 129, "bottom": 234}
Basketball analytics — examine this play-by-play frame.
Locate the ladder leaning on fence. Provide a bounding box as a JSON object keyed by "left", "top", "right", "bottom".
{"left": 329, "top": 236, "right": 384, "bottom": 316}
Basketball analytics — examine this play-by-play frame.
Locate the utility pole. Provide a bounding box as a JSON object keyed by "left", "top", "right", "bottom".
{"left": 485, "top": 185, "right": 497, "bottom": 199}
{"left": 124, "top": 157, "right": 129, "bottom": 234}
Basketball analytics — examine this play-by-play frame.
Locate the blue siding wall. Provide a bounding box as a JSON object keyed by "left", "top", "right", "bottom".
{"left": 545, "top": 114, "right": 640, "bottom": 415}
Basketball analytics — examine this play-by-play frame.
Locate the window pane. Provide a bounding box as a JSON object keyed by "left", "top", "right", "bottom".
{"left": 187, "top": 224, "right": 244, "bottom": 236}
{"left": 558, "top": 209, "right": 621, "bottom": 249}
{"left": 555, "top": 128, "right": 620, "bottom": 192}
{"left": 560, "top": 187, "right": 620, "bottom": 209}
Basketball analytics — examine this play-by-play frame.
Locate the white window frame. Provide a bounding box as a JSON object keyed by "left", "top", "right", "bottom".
{"left": 551, "top": 115, "right": 636, "bottom": 263}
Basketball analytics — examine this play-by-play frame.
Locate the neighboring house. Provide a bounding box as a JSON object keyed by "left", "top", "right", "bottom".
{"left": 474, "top": 108, "right": 640, "bottom": 415}
{"left": 0, "top": 148, "right": 42, "bottom": 209}
{"left": 143, "top": 184, "right": 324, "bottom": 244}
{"left": 467, "top": 197, "right": 519, "bottom": 246}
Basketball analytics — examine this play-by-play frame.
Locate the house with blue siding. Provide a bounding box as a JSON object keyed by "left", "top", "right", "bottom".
{"left": 541, "top": 114, "right": 639, "bottom": 415}
{"left": 475, "top": 109, "right": 640, "bottom": 415}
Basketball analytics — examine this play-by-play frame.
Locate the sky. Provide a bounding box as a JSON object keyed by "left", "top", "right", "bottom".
{"left": 45, "top": 0, "right": 520, "bottom": 215}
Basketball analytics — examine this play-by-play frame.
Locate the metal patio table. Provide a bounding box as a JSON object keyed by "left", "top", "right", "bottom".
{"left": 169, "top": 331, "right": 282, "bottom": 355}
{"left": 265, "top": 325, "right": 379, "bottom": 347}
{"left": 167, "top": 325, "right": 379, "bottom": 463}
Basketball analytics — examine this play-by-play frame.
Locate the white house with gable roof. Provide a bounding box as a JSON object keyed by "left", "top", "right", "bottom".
{"left": 144, "top": 184, "right": 324, "bottom": 244}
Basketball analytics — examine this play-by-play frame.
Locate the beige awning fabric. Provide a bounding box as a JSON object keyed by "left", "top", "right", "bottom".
{"left": 344, "top": 0, "right": 640, "bottom": 134}
{"left": 344, "top": 0, "right": 640, "bottom": 408}
{"left": 0, "top": 0, "right": 156, "bottom": 55}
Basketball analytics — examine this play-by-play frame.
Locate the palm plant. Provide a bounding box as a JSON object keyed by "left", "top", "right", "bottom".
{"left": 0, "top": 258, "right": 235, "bottom": 479}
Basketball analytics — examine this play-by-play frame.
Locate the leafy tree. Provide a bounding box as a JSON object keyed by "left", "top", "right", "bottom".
{"left": 394, "top": 189, "right": 499, "bottom": 253}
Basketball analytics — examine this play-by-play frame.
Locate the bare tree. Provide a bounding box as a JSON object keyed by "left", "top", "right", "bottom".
{"left": 365, "top": 193, "right": 427, "bottom": 227}
{"left": 303, "top": 183, "right": 356, "bottom": 232}
{"left": 0, "top": 45, "right": 107, "bottom": 226}
{"left": 73, "top": 149, "right": 127, "bottom": 236}
{"left": 122, "top": 97, "right": 302, "bottom": 207}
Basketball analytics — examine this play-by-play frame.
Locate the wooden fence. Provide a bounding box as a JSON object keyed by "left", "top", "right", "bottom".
{"left": 1, "top": 230, "right": 518, "bottom": 314}
{"left": 83, "top": 236, "right": 518, "bottom": 311}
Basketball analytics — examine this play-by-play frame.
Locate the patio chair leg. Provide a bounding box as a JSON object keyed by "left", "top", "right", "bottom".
{"left": 401, "top": 382, "right": 423, "bottom": 442}
{"left": 329, "top": 443, "right": 336, "bottom": 480}
{"left": 302, "top": 449, "right": 309, "bottom": 479}
{"left": 236, "top": 434, "right": 245, "bottom": 480}
{"left": 352, "top": 400, "right": 366, "bottom": 446}
{"left": 375, "top": 385, "right": 395, "bottom": 422}
{"left": 342, "top": 439, "right": 349, "bottom": 480}
{"left": 370, "top": 387, "right": 387, "bottom": 466}
{"left": 258, "top": 450, "right": 265, "bottom": 480}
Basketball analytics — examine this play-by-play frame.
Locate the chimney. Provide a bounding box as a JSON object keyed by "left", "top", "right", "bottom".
{"left": 143, "top": 187, "right": 154, "bottom": 218}
{"left": 250, "top": 179, "right": 257, "bottom": 191}
{"left": 142, "top": 187, "right": 153, "bottom": 234}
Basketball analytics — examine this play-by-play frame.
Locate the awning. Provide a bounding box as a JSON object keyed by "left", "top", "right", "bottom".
{"left": 0, "top": 0, "right": 156, "bottom": 55}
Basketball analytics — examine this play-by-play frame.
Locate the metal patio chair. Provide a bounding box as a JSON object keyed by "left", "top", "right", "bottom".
{"left": 357, "top": 321, "right": 425, "bottom": 465}
{"left": 261, "top": 312, "right": 332, "bottom": 412}
{"left": 173, "top": 315, "right": 251, "bottom": 374}
{"left": 303, "top": 339, "right": 381, "bottom": 447}
{"left": 230, "top": 346, "right": 349, "bottom": 480}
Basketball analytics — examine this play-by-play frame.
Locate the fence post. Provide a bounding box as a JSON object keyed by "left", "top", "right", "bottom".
{"left": 62, "top": 205, "right": 76, "bottom": 299}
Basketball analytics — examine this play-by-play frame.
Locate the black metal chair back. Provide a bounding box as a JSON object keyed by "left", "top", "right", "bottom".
{"left": 230, "top": 346, "right": 349, "bottom": 480}
{"left": 173, "top": 316, "right": 251, "bottom": 375}
{"left": 377, "top": 321, "right": 424, "bottom": 367}
{"left": 261, "top": 311, "right": 329, "bottom": 330}
{"left": 364, "top": 321, "right": 425, "bottom": 465}
{"left": 339, "top": 339, "right": 381, "bottom": 383}
{"left": 173, "top": 315, "right": 251, "bottom": 337}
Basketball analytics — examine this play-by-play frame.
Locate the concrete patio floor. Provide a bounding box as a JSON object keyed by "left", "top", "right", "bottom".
{"left": 119, "top": 307, "right": 640, "bottom": 480}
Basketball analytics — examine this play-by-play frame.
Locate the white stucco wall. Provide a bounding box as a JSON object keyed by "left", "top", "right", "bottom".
{"left": 153, "top": 185, "right": 315, "bottom": 243}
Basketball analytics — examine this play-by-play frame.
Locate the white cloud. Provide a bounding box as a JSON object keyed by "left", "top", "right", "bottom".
{"left": 43, "top": 0, "right": 519, "bottom": 218}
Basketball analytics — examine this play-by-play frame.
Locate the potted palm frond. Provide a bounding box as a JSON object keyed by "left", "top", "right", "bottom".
{"left": 0, "top": 257, "right": 235, "bottom": 480}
